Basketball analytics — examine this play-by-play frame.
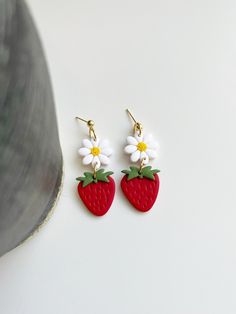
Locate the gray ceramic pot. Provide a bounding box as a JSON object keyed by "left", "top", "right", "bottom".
{"left": 0, "top": 0, "right": 63, "bottom": 257}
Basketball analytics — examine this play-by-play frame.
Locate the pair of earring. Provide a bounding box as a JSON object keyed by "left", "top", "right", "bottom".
{"left": 76, "top": 109, "right": 160, "bottom": 216}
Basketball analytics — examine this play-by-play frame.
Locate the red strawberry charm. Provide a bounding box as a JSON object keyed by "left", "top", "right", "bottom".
{"left": 77, "top": 169, "right": 115, "bottom": 216}
{"left": 121, "top": 166, "right": 160, "bottom": 212}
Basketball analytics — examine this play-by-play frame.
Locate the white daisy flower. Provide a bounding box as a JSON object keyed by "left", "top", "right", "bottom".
{"left": 78, "top": 138, "right": 112, "bottom": 169}
{"left": 124, "top": 133, "right": 158, "bottom": 165}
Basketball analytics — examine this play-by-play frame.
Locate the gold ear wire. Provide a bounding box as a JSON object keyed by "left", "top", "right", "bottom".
{"left": 126, "top": 109, "right": 143, "bottom": 137}
{"left": 75, "top": 117, "right": 97, "bottom": 141}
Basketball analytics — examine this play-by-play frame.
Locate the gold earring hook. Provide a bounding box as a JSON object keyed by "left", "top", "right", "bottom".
{"left": 126, "top": 109, "right": 143, "bottom": 137}
{"left": 76, "top": 116, "right": 97, "bottom": 141}
{"left": 139, "top": 156, "right": 147, "bottom": 171}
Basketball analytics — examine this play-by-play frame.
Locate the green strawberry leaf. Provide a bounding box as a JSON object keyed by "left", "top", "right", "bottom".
{"left": 141, "top": 166, "right": 155, "bottom": 180}
{"left": 96, "top": 169, "right": 105, "bottom": 175}
{"left": 84, "top": 172, "right": 93, "bottom": 177}
{"left": 121, "top": 170, "right": 130, "bottom": 175}
{"left": 96, "top": 170, "right": 113, "bottom": 182}
{"left": 121, "top": 166, "right": 140, "bottom": 180}
{"left": 121, "top": 165, "right": 160, "bottom": 181}
{"left": 76, "top": 169, "right": 113, "bottom": 187}
{"left": 83, "top": 176, "right": 94, "bottom": 187}
{"left": 140, "top": 166, "right": 160, "bottom": 180}
{"left": 76, "top": 176, "right": 85, "bottom": 181}
{"left": 128, "top": 167, "right": 139, "bottom": 180}
{"left": 152, "top": 169, "right": 160, "bottom": 174}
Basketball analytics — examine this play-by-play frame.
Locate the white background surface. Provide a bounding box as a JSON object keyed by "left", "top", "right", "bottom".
{"left": 1, "top": 0, "right": 236, "bottom": 313}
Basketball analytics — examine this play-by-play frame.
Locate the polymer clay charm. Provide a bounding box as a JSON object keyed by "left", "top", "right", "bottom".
{"left": 121, "top": 110, "right": 160, "bottom": 212}
{"left": 76, "top": 118, "right": 115, "bottom": 216}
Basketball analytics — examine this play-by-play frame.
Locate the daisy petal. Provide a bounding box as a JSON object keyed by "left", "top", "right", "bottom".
{"left": 99, "top": 154, "right": 110, "bottom": 165}
{"left": 141, "top": 152, "right": 149, "bottom": 164}
{"left": 124, "top": 145, "right": 137, "bottom": 154}
{"left": 101, "top": 147, "right": 113, "bottom": 156}
{"left": 146, "top": 149, "right": 157, "bottom": 159}
{"left": 82, "top": 154, "right": 93, "bottom": 165}
{"left": 82, "top": 139, "right": 93, "bottom": 149}
{"left": 78, "top": 147, "right": 90, "bottom": 156}
{"left": 127, "top": 136, "right": 138, "bottom": 145}
{"left": 92, "top": 156, "right": 101, "bottom": 169}
{"left": 131, "top": 150, "right": 141, "bottom": 162}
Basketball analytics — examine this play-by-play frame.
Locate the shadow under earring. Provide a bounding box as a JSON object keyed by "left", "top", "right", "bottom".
{"left": 121, "top": 109, "right": 160, "bottom": 212}
{"left": 76, "top": 117, "right": 115, "bottom": 216}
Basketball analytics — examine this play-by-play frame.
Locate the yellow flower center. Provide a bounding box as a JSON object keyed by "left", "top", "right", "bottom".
{"left": 90, "top": 147, "right": 101, "bottom": 156}
{"left": 137, "top": 142, "right": 147, "bottom": 152}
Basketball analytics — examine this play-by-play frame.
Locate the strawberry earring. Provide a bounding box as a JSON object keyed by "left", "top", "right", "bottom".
{"left": 121, "top": 109, "right": 160, "bottom": 212}
{"left": 76, "top": 117, "right": 115, "bottom": 216}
